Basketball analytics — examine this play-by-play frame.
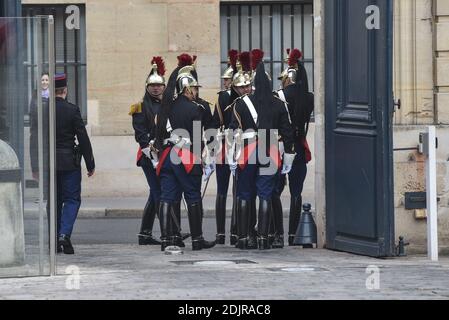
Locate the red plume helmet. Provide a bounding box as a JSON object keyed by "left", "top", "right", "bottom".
{"left": 250, "top": 49, "right": 264, "bottom": 71}
{"left": 288, "top": 49, "right": 303, "bottom": 68}
{"left": 239, "top": 51, "right": 251, "bottom": 72}
{"left": 177, "top": 53, "right": 194, "bottom": 67}
{"left": 228, "top": 49, "right": 239, "bottom": 69}
{"left": 151, "top": 56, "right": 166, "bottom": 76}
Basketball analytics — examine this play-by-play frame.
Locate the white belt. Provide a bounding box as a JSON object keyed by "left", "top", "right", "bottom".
{"left": 278, "top": 90, "right": 292, "bottom": 124}
{"left": 163, "top": 134, "right": 192, "bottom": 147}
{"left": 241, "top": 131, "right": 257, "bottom": 140}
{"left": 166, "top": 119, "right": 173, "bottom": 132}
{"left": 243, "top": 95, "right": 258, "bottom": 126}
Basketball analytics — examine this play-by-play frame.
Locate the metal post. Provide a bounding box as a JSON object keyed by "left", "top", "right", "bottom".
{"left": 426, "top": 126, "right": 438, "bottom": 261}
{"left": 48, "top": 15, "right": 57, "bottom": 276}
{"left": 34, "top": 17, "right": 44, "bottom": 275}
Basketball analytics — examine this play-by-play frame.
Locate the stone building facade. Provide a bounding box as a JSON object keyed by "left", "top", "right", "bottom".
{"left": 21, "top": 0, "right": 449, "bottom": 253}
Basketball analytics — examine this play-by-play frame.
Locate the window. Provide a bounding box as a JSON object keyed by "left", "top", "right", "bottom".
{"left": 23, "top": 4, "right": 87, "bottom": 122}
{"left": 220, "top": 1, "right": 314, "bottom": 91}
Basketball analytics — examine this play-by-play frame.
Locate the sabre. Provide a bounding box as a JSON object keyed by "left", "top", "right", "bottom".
{"left": 182, "top": 195, "right": 188, "bottom": 212}
{"left": 202, "top": 175, "right": 211, "bottom": 200}
{"left": 230, "top": 170, "right": 238, "bottom": 239}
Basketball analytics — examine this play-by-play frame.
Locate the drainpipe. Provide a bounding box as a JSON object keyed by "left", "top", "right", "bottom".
{"left": 431, "top": 0, "right": 438, "bottom": 125}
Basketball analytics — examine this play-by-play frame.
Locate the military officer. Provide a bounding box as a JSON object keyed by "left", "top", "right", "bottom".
{"left": 54, "top": 73, "right": 95, "bottom": 254}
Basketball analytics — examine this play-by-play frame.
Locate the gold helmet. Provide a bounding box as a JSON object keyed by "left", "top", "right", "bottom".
{"left": 176, "top": 65, "right": 201, "bottom": 94}
{"left": 146, "top": 56, "right": 166, "bottom": 86}
{"left": 278, "top": 68, "right": 297, "bottom": 82}
{"left": 221, "top": 66, "right": 234, "bottom": 80}
{"left": 232, "top": 51, "right": 252, "bottom": 87}
{"left": 278, "top": 48, "right": 302, "bottom": 83}
{"left": 221, "top": 49, "right": 239, "bottom": 79}
{"left": 176, "top": 53, "right": 201, "bottom": 94}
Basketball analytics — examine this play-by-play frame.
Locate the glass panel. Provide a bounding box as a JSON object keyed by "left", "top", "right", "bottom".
{"left": 24, "top": 5, "right": 87, "bottom": 123}
{"left": 0, "top": 16, "right": 55, "bottom": 278}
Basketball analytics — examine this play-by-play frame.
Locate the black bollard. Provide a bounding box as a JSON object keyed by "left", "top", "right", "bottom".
{"left": 293, "top": 203, "right": 317, "bottom": 248}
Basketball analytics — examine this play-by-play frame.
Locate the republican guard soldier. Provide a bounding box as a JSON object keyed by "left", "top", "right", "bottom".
{"left": 228, "top": 58, "right": 295, "bottom": 250}
{"left": 272, "top": 49, "right": 314, "bottom": 247}
{"left": 155, "top": 58, "right": 216, "bottom": 252}
{"left": 212, "top": 49, "right": 239, "bottom": 245}
{"left": 130, "top": 56, "right": 169, "bottom": 246}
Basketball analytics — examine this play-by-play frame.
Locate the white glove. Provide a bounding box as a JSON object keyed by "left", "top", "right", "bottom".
{"left": 278, "top": 141, "right": 285, "bottom": 159}
{"left": 229, "top": 161, "right": 237, "bottom": 176}
{"left": 281, "top": 153, "right": 296, "bottom": 175}
{"left": 142, "top": 147, "right": 152, "bottom": 159}
{"left": 203, "top": 161, "right": 216, "bottom": 181}
{"left": 143, "top": 141, "right": 159, "bottom": 169}
{"left": 151, "top": 159, "right": 159, "bottom": 169}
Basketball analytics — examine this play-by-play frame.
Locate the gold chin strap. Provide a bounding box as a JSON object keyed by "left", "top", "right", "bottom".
{"left": 185, "top": 86, "right": 193, "bottom": 96}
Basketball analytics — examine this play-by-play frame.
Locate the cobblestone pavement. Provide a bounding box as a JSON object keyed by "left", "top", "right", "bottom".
{"left": 1, "top": 243, "right": 449, "bottom": 300}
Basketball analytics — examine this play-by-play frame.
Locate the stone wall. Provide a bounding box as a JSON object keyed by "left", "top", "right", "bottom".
{"left": 393, "top": 126, "right": 449, "bottom": 254}
{"left": 391, "top": 0, "right": 449, "bottom": 253}
{"left": 393, "top": 0, "right": 434, "bottom": 125}
{"left": 436, "top": 0, "right": 449, "bottom": 124}
{"left": 24, "top": 0, "right": 222, "bottom": 137}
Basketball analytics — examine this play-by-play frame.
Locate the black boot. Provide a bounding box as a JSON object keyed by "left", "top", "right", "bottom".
{"left": 257, "top": 199, "right": 272, "bottom": 250}
{"left": 176, "top": 201, "right": 191, "bottom": 241}
{"left": 288, "top": 196, "right": 302, "bottom": 246}
{"left": 58, "top": 234, "right": 74, "bottom": 254}
{"left": 138, "top": 233, "right": 161, "bottom": 245}
{"left": 159, "top": 202, "right": 172, "bottom": 251}
{"left": 170, "top": 201, "right": 187, "bottom": 247}
{"left": 268, "top": 203, "right": 275, "bottom": 248}
{"left": 272, "top": 234, "right": 284, "bottom": 249}
{"left": 215, "top": 194, "right": 227, "bottom": 244}
{"left": 247, "top": 198, "right": 258, "bottom": 250}
{"left": 138, "top": 199, "right": 161, "bottom": 245}
{"left": 272, "top": 195, "right": 284, "bottom": 249}
{"left": 236, "top": 199, "right": 250, "bottom": 250}
{"left": 188, "top": 202, "right": 216, "bottom": 251}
